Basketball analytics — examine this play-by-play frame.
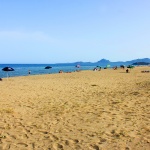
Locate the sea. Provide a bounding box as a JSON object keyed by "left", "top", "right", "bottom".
{"left": 0, "top": 64, "right": 100, "bottom": 78}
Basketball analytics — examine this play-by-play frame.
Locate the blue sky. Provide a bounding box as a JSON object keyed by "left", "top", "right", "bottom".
{"left": 0, "top": 0, "right": 150, "bottom": 64}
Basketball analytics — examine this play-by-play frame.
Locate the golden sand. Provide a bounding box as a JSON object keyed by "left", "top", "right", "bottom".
{"left": 0, "top": 67, "right": 150, "bottom": 150}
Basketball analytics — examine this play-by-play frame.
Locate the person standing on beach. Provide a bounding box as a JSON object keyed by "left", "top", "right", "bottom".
{"left": 28, "top": 70, "right": 31, "bottom": 75}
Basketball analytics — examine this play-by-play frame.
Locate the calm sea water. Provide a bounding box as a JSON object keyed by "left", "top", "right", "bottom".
{"left": 0, "top": 64, "right": 99, "bottom": 78}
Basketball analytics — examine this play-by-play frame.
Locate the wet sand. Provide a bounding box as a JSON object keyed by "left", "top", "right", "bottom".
{"left": 0, "top": 67, "right": 150, "bottom": 150}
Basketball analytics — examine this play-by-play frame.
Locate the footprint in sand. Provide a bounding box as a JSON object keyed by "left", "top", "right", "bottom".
{"left": 38, "top": 130, "right": 49, "bottom": 134}
{"left": 65, "top": 140, "right": 69, "bottom": 145}
{"left": 9, "top": 134, "right": 17, "bottom": 140}
{"left": 65, "top": 139, "right": 79, "bottom": 145}
{"left": 69, "top": 139, "right": 79, "bottom": 144}
{"left": 50, "top": 134, "right": 59, "bottom": 141}
{"left": 53, "top": 143, "right": 64, "bottom": 149}
{"left": 125, "top": 147, "right": 130, "bottom": 150}
{"left": 17, "top": 142, "right": 28, "bottom": 148}
{"left": 72, "top": 139, "right": 79, "bottom": 144}
{"left": 90, "top": 144, "right": 100, "bottom": 150}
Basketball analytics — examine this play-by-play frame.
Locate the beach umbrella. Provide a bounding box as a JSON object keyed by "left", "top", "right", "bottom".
{"left": 2, "top": 67, "right": 14, "bottom": 78}
{"left": 45, "top": 66, "right": 52, "bottom": 69}
{"left": 104, "top": 65, "right": 110, "bottom": 69}
{"left": 120, "top": 65, "right": 125, "bottom": 69}
{"left": 127, "top": 65, "right": 134, "bottom": 69}
{"left": 96, "top": 66, "right": 101, "bottom": 70}
{"left": 45, "top": 66, "right": 52, "bottom": 74}
{"left": 97, "top": 66, "right": 101, "bottom": 68}
{"left": 106, "top": 64, "right": 110, "bottom": 68}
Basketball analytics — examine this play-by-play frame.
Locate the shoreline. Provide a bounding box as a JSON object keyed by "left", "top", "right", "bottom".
{"left": 0, "top": 65, "right": 149, "bottom": 79}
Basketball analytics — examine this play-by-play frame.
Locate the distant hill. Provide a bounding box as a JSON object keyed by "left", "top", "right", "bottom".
{"left": 53, "top": 58, "right": 150, "bottom": 67}
{"left": 95, "top": 58, "right": 150, "bottom": 66}
{"left": 126, "top": 58, "right": 150, "bottom": 64}
{"left": 132, "top": 62, "right": 150, "bottom": 65}
{"left": 97, "top": 59, "right": 110, "bottom": 64}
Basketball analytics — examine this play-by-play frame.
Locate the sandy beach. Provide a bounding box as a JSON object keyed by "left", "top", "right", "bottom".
{"left": 0, "top": 66, "right": 149, "bottom": 150}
